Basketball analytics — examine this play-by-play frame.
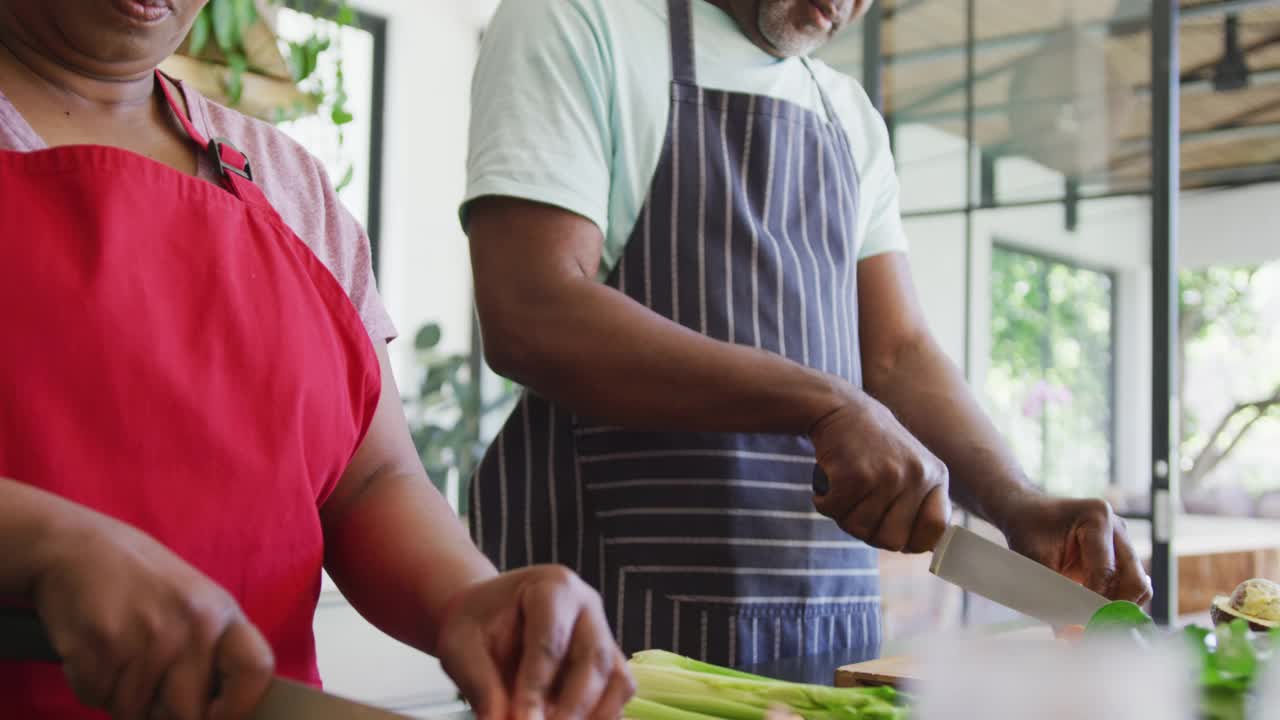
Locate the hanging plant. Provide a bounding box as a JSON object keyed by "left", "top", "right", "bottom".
{"left": 404, "top": 323, "right": 519, "bottom": 515}
{"left": 162, "top": 0, "right": 356, "bottom": 185}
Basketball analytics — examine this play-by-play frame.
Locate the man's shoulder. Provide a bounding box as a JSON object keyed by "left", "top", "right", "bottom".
{"left": 490, "top": 0, "right": 605, "bottom": 28}
{"left": 489, "top": 0, "right": 662, "bottom": 45}
{"left": 806, "top": 58, "right": 869, "bottom": 109}
{"left": 806, "top": 57, "right": 885, "bottom": 134}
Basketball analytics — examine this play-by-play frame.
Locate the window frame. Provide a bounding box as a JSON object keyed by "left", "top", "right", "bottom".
{"left": 284, "top": 0, "right": 388, "bottom": 276}
{"left": 989, "top": 240, "right": 1121, "bottom": 491}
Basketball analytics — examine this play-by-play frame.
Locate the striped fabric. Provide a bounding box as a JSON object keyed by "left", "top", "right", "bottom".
{"left": 472, "top": 0, "right": 880, "bottom": 665}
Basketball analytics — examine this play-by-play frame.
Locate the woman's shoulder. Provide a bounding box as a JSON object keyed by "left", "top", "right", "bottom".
{"left": 179, "top": 82, "right": 397, "bottom": 343}
{"left": 181, "top": 83, "right": 330, "bottom": 194}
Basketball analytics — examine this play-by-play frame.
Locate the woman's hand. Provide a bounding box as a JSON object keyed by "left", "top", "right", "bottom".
{"left": 434, "top": 566, "right": 634, "bottom": 720}
{"left": 32, "top": 507, "right": 275, "bottom": 720}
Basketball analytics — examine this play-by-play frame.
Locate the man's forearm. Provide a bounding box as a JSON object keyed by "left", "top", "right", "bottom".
{"left": 863, "top": 334, "right": 1039, "bottom": 531}
{"left": 481, "top": 274, "right": 856, "bottom": 436}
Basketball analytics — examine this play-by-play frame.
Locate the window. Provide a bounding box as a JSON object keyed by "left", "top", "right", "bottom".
{"left": 987, "top": 245, "right": 1116, "bottom": 498}
{"left": 1180, "top": 261, "right": 1280, "bottom": 516}
{"left": 275, "top": 1, "right": 387, "bottom": 270}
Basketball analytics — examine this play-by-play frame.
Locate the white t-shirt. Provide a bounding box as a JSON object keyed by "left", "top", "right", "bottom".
{"left": 463, "top": 0, "right": 908, "bottom": 281}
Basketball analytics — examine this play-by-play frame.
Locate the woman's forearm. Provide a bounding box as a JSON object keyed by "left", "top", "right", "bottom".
{"left": 321, "top": 469, "right": 497, "bottom": 655}
{"left": 0, "top": 478, "right": 86, "bottom": 599}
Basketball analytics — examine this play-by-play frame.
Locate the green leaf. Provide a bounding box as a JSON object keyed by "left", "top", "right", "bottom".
{"left": 331, "top": 106, "right": 354, "bottom": 126}
{"left": 442, "top": 356, "right": 468, "bottom": 377}
{"left": 415, "top": 323, "right": 443, "bottom": 351}
{"left": 189, "top": 10, "right": 211, "bottom": 55}
{"left": 334, "top": 164, "right": 354, "bottom": 193}
{"left": 336, "top": 3, "right": 357, "bottom": 26}
{"left": 1214, "top": 620, "right": 1258, "bottom": 681}
{"left": 423, "top": 374, "right": 448, "bottom": 398}
{"left": 210, "top": 0, "right": 237, "bottom": 52}
{"left": 448, "top": 377, "right": 472, "bottom": 407}
{"left": 288, "top": 42, "right": 309, "bottom": 83}
{"left": 1084, "top": 600, "right": 1155, "bottom": 636}
{"left": 305, "top": 37, "right": 327, "bottom": 78}
{"left": 1200, "top": 686, "right": 1248, "bottom": 720}
{"left": 232, "top": 0, "right": 256, "bottom": 33}
{"left": 225, "top": 52, "right": 247, "bottom": 105}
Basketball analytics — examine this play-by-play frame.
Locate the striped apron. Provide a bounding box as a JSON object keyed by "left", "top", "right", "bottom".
{"left": 471, "top": 0, "right": 880, "bottom": 666}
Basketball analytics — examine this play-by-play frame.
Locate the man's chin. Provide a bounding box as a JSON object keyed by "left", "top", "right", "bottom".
{"left": 758, "top": 28, "right": 829, "bottom": 57}
{"left": 757, "top": 3, "right": 837, "bottom": 57}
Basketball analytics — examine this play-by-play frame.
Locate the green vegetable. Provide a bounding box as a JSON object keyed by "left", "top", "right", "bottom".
{"left": 1085, "top": 600, "right": 1155, "bottom": 636}
{"left": 1181, "top": 620, "right": 1280, "bottom": 720}
{"left": 631, "top": 651, "right": 783, "bottom": 682}
{"left": 1214, "top": 621, "right": 1258, "bottom": 686}
{"left": 624, "top": 651, "right": 908, "bottom": 720}
{"left": 627, "top": 698, "right": 724, "bottom": 720}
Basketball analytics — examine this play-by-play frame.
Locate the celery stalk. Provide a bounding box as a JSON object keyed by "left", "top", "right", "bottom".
{"left": 639, "top": 691, "right": 772, "bottom": 720}
{"left": 630, "top": 650, "right": 785, "bottom": 683}
{"left": 626, "top": 697, "right": 725, "bottom": 720}
{"left": 626, "top": 657, "right": 909, "bottom": 720}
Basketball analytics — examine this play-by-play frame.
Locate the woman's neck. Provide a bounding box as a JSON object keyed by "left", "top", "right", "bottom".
{"left": 0, "top": 28, "right": 154, "bottom": 113}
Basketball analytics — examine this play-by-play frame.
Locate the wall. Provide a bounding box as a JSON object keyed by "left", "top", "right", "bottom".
{"left": 309, "top": 1, "right": 497, "bottom": 713}
{"left": 362, "top": 0, "right": 498, "bottom": 380}
{"left": 1179, "top": 183, "right": 1280, "bottom": 270}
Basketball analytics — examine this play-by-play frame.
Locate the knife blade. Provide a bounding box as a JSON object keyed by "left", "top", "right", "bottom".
{"left": 928, "top": 524, "right": 1110, "bottom": 628}
{"left": 0, "top": 608, "right": 412, "bottom": 719}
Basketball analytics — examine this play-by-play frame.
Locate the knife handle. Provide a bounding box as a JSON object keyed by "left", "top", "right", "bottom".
{"left": 812, "top": 465, "right": 830, "bottom": 496}
{"left": 0, "top": 608, "right": 62, "bottom": 663}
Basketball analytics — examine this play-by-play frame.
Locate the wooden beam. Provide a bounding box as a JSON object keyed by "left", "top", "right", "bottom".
{"left": 159, "top": 55, "right": 318, "bottom": 121}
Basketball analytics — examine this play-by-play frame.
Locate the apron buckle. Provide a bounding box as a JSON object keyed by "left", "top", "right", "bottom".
{"left": 208, "top": 137, "right": 254, "bottom": 183}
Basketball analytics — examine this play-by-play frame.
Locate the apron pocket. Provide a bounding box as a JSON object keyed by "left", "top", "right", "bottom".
{"left": 619, "top": 576, "right": 881, "bottom": 667}
{"left": 688, "top": 600, "right": 880, "bottom": 667}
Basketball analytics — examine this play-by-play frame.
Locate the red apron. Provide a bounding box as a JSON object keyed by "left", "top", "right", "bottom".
{"left": 0, "top": 74, "right": 381, "bottom": 717}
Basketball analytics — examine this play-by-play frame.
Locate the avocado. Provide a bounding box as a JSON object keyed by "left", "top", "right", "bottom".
{"left": 1210, "top": 578, "right": 1280, "bottom": 632}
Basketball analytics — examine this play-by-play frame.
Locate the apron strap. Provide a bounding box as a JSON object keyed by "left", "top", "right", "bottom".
{"left": 667, "top": 0, "right": 698, "bottom": 86}
{"left": 153, "top": 70, "right": 271, "bottom": 210}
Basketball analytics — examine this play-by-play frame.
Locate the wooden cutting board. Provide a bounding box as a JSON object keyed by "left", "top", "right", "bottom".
{"left": 836, "top": 625, "right": 1056, "bottom": 688}
{"left": 835, "top": 655, "right": 917, "bottom": 688}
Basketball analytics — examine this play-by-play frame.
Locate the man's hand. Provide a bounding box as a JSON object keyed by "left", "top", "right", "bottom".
{"left": 809, "top": 391, "right": 952, "bottom": 553}
{"left": 434, "top": 566, "right": 634, "bottom": 720}
{"left": 1001, "top": 493, "right": 1152, "bottom": 604}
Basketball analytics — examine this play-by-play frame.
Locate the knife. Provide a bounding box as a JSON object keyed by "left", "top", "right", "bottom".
{"left": 928, "top": 524, "right": 1111, "bottom": 628}
{"left": 0, "top": 608, "right": 412, "bottom": 719}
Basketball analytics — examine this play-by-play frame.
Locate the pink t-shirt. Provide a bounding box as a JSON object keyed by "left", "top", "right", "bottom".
{"left": 0, "top": 80, "right": 397, "bottom": 344}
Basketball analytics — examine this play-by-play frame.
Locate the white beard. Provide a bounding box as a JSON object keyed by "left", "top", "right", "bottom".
{"left": 757, "top": 0, "right": 827, "bottom": 57}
